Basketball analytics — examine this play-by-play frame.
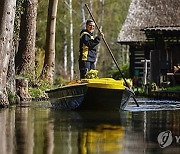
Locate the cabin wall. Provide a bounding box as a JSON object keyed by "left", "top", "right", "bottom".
{"left": 119, "top": 25, "right": 180, "bottom": 87}
{"left": 129, "top": 45, "right": 151, "bottom": 86}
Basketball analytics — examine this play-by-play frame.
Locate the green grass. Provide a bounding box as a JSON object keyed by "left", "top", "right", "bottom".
{"left": 166, "top": 86, "right": 180, "bottom": 91}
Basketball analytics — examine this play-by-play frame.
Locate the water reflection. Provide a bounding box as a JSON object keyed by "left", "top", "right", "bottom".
{"left": 50, "top": 111, "right": 126, "bottom": 154}
{"left": 0, "top": 102, "right": 180, "bottom": 153}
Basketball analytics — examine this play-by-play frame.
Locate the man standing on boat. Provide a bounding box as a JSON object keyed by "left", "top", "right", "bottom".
{"left": 79, "top": 19, "right": 104, "bottom": 79}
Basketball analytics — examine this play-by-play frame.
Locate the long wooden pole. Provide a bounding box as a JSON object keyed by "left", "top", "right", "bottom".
{"left": 85, "top": 4, "right": 139, "bottom": 107}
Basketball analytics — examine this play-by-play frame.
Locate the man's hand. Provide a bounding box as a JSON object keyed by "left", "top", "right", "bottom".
{"left": 98, "top": 32, "right": 104, "bottom": 39}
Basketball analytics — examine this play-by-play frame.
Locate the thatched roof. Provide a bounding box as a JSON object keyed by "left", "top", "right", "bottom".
{"left": 117, "top": 0, "right": 180, "bottom": 43}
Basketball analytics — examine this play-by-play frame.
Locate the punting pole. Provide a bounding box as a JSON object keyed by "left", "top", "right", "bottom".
{"left": 84, "top": 4, "right": 139, "bottom": 107}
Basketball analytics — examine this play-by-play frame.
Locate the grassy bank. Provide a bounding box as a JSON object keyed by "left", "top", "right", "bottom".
{"left": 166, "top": 85, "right": 180, "bottom": 91}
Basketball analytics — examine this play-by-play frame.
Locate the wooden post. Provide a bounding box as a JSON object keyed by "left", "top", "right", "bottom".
{"left": 141, "top": 59, "right": 150, "bottom": 94}
{"left": 141, "top": 59, "right": 150, "bottom": 85}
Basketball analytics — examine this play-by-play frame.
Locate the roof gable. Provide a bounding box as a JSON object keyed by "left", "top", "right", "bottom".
{"left": 117, "top": 0, "right": 180, "bottom": 43}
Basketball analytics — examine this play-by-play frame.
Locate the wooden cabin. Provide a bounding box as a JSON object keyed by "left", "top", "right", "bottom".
{"left": 117, "top": 0, "right": 180, "bottom": 86}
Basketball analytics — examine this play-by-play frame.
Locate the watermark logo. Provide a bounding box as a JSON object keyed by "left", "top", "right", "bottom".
{"left": 157, "top": 130, "right": 173, "bottom": 148}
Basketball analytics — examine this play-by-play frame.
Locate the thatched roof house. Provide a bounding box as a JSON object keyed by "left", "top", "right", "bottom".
{"left": 117, "top": 0, "right": 180, "bottom": 86}
{"left": 117, "top": 0, "right": 180, "bottom": 43}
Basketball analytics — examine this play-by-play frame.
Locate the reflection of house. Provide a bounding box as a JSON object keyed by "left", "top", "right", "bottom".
{"left": 117, "top": 0, "right": 180, "bottom": 86}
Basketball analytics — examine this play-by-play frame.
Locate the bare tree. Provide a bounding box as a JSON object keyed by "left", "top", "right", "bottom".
{"left": 41, "top": 0, "right": 59, "bottom": 84}
{"left": 69, "top": 0, "right": 74, "bottom": 80}
{"left": 80, "top": 0, "right": 86, "bottom": 28}
{"left": 96, "top": 0, "right": 104, "bottom": 66}
{"left": 16, "top": 0, "right": 38, "bottom": 76}
{"left": 63, "top": 10, "right": 68, "bottom": 76}
{"left": 0, "top": 0, "right": 16, "bottom": 106}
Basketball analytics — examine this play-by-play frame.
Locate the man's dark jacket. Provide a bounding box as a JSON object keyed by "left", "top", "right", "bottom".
{"left": 79, "top": 29, "right": 100, "bottom": 62}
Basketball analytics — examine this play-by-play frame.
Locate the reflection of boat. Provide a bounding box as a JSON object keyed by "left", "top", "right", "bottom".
{"left": 80, "top": 124, "right": 124, "bottom": 153}
{"left": 46, "top": 78, "right": 133, "bottom": 110}
{"left": 49, "top": 110, "right": 126, "bottom": 154}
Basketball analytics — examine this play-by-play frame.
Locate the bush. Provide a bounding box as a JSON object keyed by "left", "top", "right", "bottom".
{"left": 110, "top": 63, "right": 130, "bottom": 80}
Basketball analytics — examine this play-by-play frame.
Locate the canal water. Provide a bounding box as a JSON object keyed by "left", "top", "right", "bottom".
{"left": 0, "top": 99, "right": 180, "bottom": 154}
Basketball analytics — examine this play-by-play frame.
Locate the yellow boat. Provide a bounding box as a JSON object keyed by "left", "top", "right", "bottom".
{"left": 46, "top": 78, "right": 134, "bottom": 110}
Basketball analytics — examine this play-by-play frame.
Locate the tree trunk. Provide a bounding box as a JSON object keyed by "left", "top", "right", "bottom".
{"left": 80, "top": 0, "right": 86, "bottom": 28}
{"left": 16, "top": 0, "right": 38, "bottom": 76}
{"left": 87, "top": 0, "right": 93, "bottom": 19}
{"left": 69, "top": 0, "right": 74, "bottom": 80}
{"left": 0, "top": 0, "right": 16, "bottom": 107}
{"left": 63, "top": 13, "right": 68, "bottom": 76}
{"left": 6, "top": 40, "right": 16, "bottom": 103}
{"left": 41, "top": 0, "right": 59, "bottom": 84}
{"left": 96, "top": 0, "right": 104, "bottom": 67}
